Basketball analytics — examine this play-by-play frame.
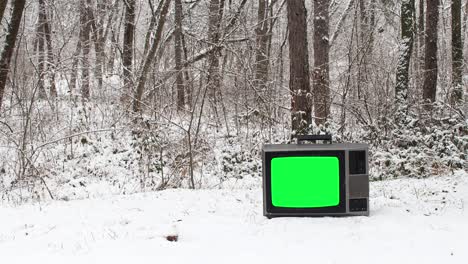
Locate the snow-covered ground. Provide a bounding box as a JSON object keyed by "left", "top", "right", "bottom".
{"left": 1, "top": 170, "right": 467, "bottom": 264}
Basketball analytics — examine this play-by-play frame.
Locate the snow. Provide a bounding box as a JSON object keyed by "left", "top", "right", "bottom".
{"left": 1, "top": 170, "right": 467, "bottom": 263}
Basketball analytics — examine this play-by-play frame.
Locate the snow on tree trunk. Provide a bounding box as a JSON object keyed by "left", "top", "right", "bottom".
{"left": 174, "top": 0, "right": 186, "bottom": 110}
{"left": 287, "top": 0, "right": 312, "bottom": 135}
{"left": 254, "top": 0, "right": 270, "bottom": 107}
{"left": 313, "top": 0, "right": 331, "bottom": 127}
{"left": 0, "top": 0, "right": 26, "bottom": 111}
{"left": 122, "top": 0, "right": 136, "bottom": 104}
{"left": 395, "top": 0, "right": 415, "bottom": 119}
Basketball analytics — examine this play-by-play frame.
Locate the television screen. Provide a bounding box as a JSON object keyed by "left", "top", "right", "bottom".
{"left": 271, "top": 156, "right": 340, "bottom": 208}
{"left": 263, "top": 141, "right": 369, "bottom": 217}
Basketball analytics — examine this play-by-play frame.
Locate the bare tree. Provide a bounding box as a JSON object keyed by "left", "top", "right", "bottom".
{"left": 133, "top": 0, "right": 172, "bottom": 113}
{"left": 42, "top": 0, "right": 57, "bottom": 98}
{"left": 287, "top": 0, "right": 312, "bottom": 135}
{"left": 70, "top": 40, "right": 82, "bottom": 93}
{"left": 451, "top": 0, "right": 463, "bottom": 104}
{"left": 122, "top": 0, "right": 136, "bottom": 102}
{"left": 395, "top": 0, "right": 415, "bottom": 115}
{"left": 37, "top": 0, "right": 47, "bottom": 99}
{"left": 174, "top": 0, "right": 185, "bottom": 110}
{"left": 80, "top": 0, "right": 92, "bottom": 100}
{"left": 0, "top": 0, "right": 26, "bottom": 111}
{"left": 206, "top": 0, "right": 225, "bottom": 118}
{"left": 417, "top": 0, "right": 424, "bottom": 68}
{"left": 422, "top": 0, "right": 439, "bottom": 104}
{"left": 36, "top": 0, "right": 57, "bottom": 99}
{"left": 254, "top": 0, "right": 270, "bottom": 103}
{"left": 313, "top": 0, "right": 331, "bottom": 126}
{"left": 87, "top": 0, "right": 106, "bottom": 91}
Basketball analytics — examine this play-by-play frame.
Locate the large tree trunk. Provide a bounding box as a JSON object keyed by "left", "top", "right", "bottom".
{"left": 287, "top": 0, "right": 312, "bottom": 135}
{"left": 422, "top": 0, "right": 439, "bottom": 103}
{"left": 0, "top": 0, "right": 26, "bottom": 111}
{"left": 395, "top": 0, "right": 415, "bottom": 114}
{"left": 122, "top": 0, "right": 136, "bottom": 102}
{"left": 313, "top": 0, "right": 331, "bottom": 126}
{"left": 174, "top": 0, "right": 185, "bottom": 110}
{"left": 451, "top": 0, "right": 463, "bottom": 104}
{"left": 0, "top": 0, "right": 7, "bottom": 23}
{"left": 133, "top": 0, "right": 171, "bottom": 113}
{"left": 80, "top": 0, "right": 91, "bottom": 100}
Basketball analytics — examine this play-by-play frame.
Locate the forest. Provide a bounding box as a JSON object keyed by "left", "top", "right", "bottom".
{"left": 0, "top": 0, "right": 467, "bottom": 262}
{"left": 0, "top": 0, "right": 466, "bottom": 201}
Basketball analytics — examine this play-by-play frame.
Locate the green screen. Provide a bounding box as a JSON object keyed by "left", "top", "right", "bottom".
{"left": 271, "top": 156, "right": 340, "bottom": 208}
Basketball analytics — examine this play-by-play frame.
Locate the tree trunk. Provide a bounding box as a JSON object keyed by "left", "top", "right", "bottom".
{"left": 37, "top": 0, "right": 47, "bottom": 99}
{"left": 80, "top": 0, "right": 91, "bottom": 100}
{"left": 133, "top": 0, "right": 171, "bottom": 113}
{"left": 0, "top": 0, "right": 7, "bottom": 23}
{"left": 87, "top": 0, "right": 104, "bottom": 91}
{"left": 395, "top": 0, "right": 415, "bottom": 114}
{"left": 41, "top": 0, "right": 57, "bottom": 98}
{"left": 287, "top": 0, "right": 312, "bottom": 135}
{"left": 122, "top": 0, "right": 136, "bottom": 102}
{"left": 313, "top": 0, "right": 331, "bottom": 126}
{"left": 0, "top": 0, "right": 26, "bottom": 111}
{"left": 143, "top": 0, "right": 162, "bottom": 57}
{"left": 181, "top": 28, "right": 193, "bottom": 107}
{"left": 206, "top": 0, "right": 225, "bottom": 120}
{"left": 414, "top": 0, "right": 424, "bottom": 94}
{"left": 174, "top": 0, "right": 185, "bottom": 110}
{"left": 418, "top": 0, "right": 424, "bottom": 68}
{"left": 422, "top": 0, "right": 439, "bottom": 103}
{"left": 70, "top": 40, "right": 82, "bottom": 93}
{"left": 254, "top": 0, "right": 270, "bottom": 105}
{"left": 451, "top": 0, "right": 463, "bottom": 104}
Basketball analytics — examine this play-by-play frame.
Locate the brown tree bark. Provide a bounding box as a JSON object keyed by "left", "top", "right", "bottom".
{"left": 287, "top": 0, "right": 312, "bottom": 135}
{"left": 122, "top": 0, "right": 136, "bottom": 102}
{"left": 0, "top": 0, "right": 26, "bottom": 111}
{"left": 422, "top": 0, "right": 439, "bottom": 103}
{"left": 451, "top": 0, "right": 463, "bottom": 104}
{"left": 174, "top": 0, "right": 185, "bottom": 110}
{"left": 313, "top": 0, "right": 331, "bottom": 126}
{"left": 133, "top": 0, "right": 171, "bottom": 113}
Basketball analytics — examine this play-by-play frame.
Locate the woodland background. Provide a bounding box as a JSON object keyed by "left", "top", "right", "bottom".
{"left": 0, "top": 0, "right": 466, "bottom": 202}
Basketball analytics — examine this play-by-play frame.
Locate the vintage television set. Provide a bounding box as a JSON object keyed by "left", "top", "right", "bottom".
{"left": 262, "top": 135, "right": 369, "bottom": 218}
